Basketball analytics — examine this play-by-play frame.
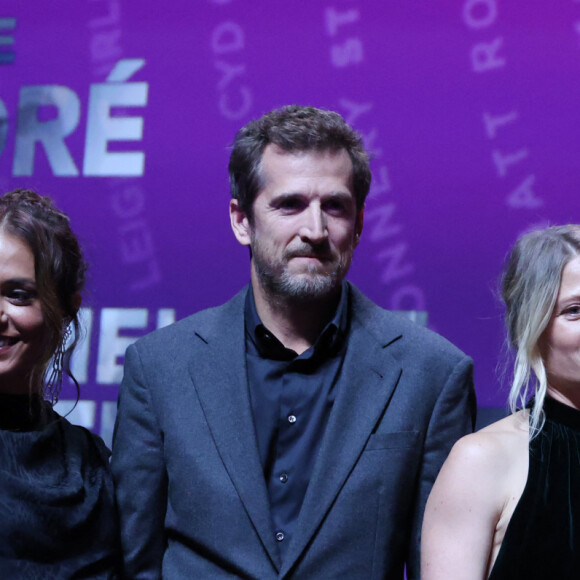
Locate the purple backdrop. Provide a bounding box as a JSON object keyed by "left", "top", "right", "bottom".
{"left": 1, "top": 0, "right": 579, "bottom": 444}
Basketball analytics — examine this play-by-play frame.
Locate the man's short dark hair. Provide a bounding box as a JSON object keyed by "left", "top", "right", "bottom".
{"left": 229, "top": 105, "right": 371, "bottom": 218}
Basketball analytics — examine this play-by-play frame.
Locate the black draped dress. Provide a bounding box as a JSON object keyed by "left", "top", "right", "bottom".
{"left": 0, "top": 393, "right": 120, "bottom": 578}
{"left": 489, "top": 396, "right": 580, "bottom": 579}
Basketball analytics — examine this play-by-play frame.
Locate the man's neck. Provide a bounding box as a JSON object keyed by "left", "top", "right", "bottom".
{"left": 251, "top": 280, "right": 341, "bottom": 355}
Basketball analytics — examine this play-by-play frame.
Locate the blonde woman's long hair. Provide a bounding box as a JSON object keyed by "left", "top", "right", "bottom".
{"left": 502, "top": 225, "right": 580, "bottom": 436}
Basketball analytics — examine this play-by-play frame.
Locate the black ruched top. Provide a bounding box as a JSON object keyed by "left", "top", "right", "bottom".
{"left": 0, "top": 394, "right": 120, "bottom": 578}
{"left": 489, "top": 396, "right": 580, "bottom": 579}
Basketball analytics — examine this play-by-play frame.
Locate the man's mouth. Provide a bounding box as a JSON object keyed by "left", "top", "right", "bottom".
{"left": 288, "top": 250, "right": 332, "bottom": 261}
{"left": 0, "top": 337, "right": 19, "bottom": 348}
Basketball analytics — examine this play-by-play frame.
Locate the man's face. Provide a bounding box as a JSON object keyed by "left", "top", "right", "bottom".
{"left": 230, "top": 144, "right": 363, "bottom": 302}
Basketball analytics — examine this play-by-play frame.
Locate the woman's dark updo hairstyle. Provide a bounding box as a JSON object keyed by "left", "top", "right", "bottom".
{"left": 0, "top": 189, "right": 87, "bottom": 401}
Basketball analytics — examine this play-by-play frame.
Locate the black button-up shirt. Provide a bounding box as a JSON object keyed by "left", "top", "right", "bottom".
{"left": 244, "top": 284, "right": 349, "bottom": 559}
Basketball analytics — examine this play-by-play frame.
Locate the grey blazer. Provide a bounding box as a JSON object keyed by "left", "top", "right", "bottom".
{"left": 111, "top": 283, "right": 475, "bottom": 579}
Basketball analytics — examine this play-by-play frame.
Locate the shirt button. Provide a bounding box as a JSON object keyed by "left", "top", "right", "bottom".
{"left": 279, "top": 473, "right": 288, "bottom": 483}
{"left": 288, "top": 415, "right": 296, "bottom": 424}
{"left": 275, "top": 531, "right": 285, "bottom": 542}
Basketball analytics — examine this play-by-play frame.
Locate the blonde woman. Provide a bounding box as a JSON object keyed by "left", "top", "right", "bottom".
{"left": 422, "top": 225, "right": 580, "bottom": 579}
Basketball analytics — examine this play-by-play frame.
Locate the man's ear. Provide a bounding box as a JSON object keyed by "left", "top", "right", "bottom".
{"left": 354, "top": 206, "right": 364, "bottom": 247}
{"left": 229, "top": 199, "right": 252, "bottom": 246}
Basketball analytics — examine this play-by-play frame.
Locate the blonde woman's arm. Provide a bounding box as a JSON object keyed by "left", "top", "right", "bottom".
{"left": 421, "top": 422, "right": 526, "bottom": 580}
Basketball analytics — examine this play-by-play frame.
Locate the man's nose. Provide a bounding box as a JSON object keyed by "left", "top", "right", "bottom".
{"left": 300, "top": 205, "right": 328, "bottom": 243}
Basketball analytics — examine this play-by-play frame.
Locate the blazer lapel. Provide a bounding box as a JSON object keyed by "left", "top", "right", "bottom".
{"left": 188, "top": 290, "right": 281, "bottom": 571}
{"left": 279, "top": 318, "right": 403, "bottom": 577}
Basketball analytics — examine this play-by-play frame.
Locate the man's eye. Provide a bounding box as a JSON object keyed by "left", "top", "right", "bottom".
{"left": 279, "top": 198, "right": 303, "bottom": 211}
{"left": 324, "top": 200, "right": 348, "bottom": 214}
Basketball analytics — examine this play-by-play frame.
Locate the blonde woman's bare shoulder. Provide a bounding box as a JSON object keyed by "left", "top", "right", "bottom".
{"left": 441, "top": 410, "right": 529, "bottom": 487}
{"left": 479, "top": 409, "right": 529, "bottom": 437}
{"left": 422, "top": 412, "right": 530, "bottom": 579}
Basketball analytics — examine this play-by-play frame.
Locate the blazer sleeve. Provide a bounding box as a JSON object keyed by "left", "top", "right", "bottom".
{"left": 406, "top": 354, "right": 476, "bottom": 580}
{"left": 111, "top": 342, "right": 168, "bottom": 580}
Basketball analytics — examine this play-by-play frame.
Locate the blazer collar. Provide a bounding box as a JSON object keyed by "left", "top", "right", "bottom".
{"left": 188, "top": 283, "right": 405, "bottom": 576}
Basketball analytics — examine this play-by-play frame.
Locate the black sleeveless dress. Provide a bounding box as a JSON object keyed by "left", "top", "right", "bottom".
{"left": 0, "top": 394, "right": 121, "bottom": 578}
{"left": 488, "top": 396, "right": 580, "bottom": 579}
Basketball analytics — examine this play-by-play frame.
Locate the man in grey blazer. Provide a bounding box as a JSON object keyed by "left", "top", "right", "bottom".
{"left": 112, "top": 105, "right": 476, "bottom": 579}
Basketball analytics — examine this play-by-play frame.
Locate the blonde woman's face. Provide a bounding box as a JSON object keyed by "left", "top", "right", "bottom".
{"left": 542, "top": 255, "right": 580, "bottom": 402}
{"left": 0, "top": 229, "right": 45, "bottom": 393}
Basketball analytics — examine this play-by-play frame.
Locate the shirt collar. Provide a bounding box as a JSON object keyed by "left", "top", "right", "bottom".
{"left": 244, "top": 282, "right": 350, "bottom": 361}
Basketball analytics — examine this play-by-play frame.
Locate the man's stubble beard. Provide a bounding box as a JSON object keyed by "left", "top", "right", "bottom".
{"left": 251, "top": 236, "right": 349, "bottom": 304}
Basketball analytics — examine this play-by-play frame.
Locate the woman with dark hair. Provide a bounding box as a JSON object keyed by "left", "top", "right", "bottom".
{"left": 0, "top": 189, "right": 119, "bottom": 577}
{"left": 421, "top": 224, "right": 580, "bottom": 579}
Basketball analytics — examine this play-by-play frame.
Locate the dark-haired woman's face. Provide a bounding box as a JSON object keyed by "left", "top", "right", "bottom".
{"left": 542, "top": 254, "right": 580, "bottom": 403}
{"left": 0, "top": 229, "right": 46, "bottom": 393}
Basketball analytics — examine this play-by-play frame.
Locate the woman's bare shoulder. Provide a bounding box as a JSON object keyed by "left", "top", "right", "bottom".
{"left": 422, "top": 412, "right": 530, "bottom": 579}
{"left": 443, "top": 411, "right": 529, "bottom": 482}
{"left": 479, "top": 410, "right": 529, "bottom": 436}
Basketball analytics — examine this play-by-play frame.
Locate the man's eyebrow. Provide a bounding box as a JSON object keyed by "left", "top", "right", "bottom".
{"left": 325, "top": 191, "right": 354, "bottom": 199}
{"left": 273, "top": 192, "right": 303, "bottom": 198}
{"left": 273, "top": 190, "right": 352, "bottom": 198}
{"left": 268, "top": 192, "right": 302, "bottom": 203}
